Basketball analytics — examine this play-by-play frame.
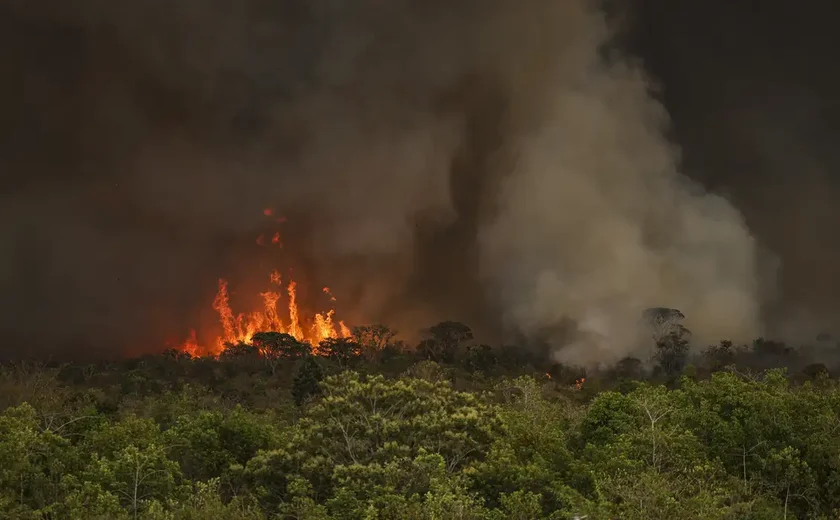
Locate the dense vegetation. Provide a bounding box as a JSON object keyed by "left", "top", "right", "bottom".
{"left": 2, "top": 321, "right": 840, "bottom": 519}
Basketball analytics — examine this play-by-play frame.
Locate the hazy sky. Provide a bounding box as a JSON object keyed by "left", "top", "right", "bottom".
{"left": 624, "top": 0, "right": 840, "bottom": 338}
{"left": 1, "top": 0, "right": 838, "bottom": 359}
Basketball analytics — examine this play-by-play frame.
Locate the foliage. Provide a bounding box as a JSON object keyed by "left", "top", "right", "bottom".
{"left": 3, "top": 325, "right": 840, "bottom": 518}
{"left": 291, "top": 356, "right": 325, "bottom": 407}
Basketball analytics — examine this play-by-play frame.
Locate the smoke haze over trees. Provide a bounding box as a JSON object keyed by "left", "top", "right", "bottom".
{"left": 1, "top": 0, "right": 839, "bottom": 361}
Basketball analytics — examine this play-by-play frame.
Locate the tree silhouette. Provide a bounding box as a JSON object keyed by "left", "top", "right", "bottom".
{"left": 251, "top": 332, "right": 310, "bottom": 365}
{"left": 318, "top": 338, "right": 362, "bottom": 369}
{"left": 418, "top": 321, "right": 473, "bottom": 363}
{"left": 352, "top": 324, "right": 398, "bottom": 361}
{"left": 643, "top": 308, "right": 691, "bottom": 376}
{"left": 464, "top": 344, "right": 497, "bottom": 372}
{"left": 219, "top": 342, "right": 259, "bottom": 359}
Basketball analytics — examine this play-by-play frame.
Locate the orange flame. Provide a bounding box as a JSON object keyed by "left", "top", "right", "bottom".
{"left": 182, "top": 270, "right": 352, "bottom": 356}
{"left": 339, "top": 321, "right": 352, "bottom": 338}
{"left": 574, "top": 377, "right": 586, "bottom": 390}
{"left": 178, "top": 211, "right": 353, "bottom": 356}
{"left": 287, "top": 280, "right": 302, "bottom": 340}
{"left": 182, "top": 330, "right": 200, "bottom": 357}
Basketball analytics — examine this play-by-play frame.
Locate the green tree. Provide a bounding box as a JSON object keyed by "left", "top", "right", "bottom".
{"left": 245, "top": 372, "right": 503, "bottom": 515}
{"left": 57, "top": 479, "right": 128, "bottom": 520}
{"left": 0, "top": 403, "right": 78, "bottom": 517}
{"left": 291, "top": 356, "right": 324, "bottom": 407}
{"left": 165, "top": 407, "right": 282, "bottom": 484}
{"left": 471, "top": 377, "right": 588, "bottom": 517}
{"left": 82, "top": 443, "right": 183, "bottom": 518}
{"left": 143, "top": 478, "right": 265, "bottom": 520}
{"left": 75, "top": 415, "right": 185, "bottom": 517}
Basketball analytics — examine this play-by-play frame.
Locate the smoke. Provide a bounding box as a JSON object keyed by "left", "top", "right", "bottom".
{"left": 475, "top": 43, "right": 763, "bottom": 366}
{"left": 622, "top": 0, "right": 840, "bottom": 345}
{"left": 0, "top": 0, "right": 772, "bottom": 362}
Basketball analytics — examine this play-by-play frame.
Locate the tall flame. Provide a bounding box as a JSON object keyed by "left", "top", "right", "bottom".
{"left": 287, "top": 280, "right": 303, "bottom": 340}
{"left": 178, "top": 211, "right": 352, "bottom": 356}
{"left": 182, "top": 330, "right": 200, "bottom": 357}
{"left": 183, "top": 269, "right": 352, "bottom": 356}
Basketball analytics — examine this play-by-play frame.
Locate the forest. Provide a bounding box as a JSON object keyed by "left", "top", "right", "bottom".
{"left": 2, "top": 319, "right": 840, "bottom": 520}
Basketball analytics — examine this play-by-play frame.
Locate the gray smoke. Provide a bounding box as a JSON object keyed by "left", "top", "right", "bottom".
{"left": 278, "top": 0, "right": 767, "bottom": 363}
{"left": 475, "top": 31, "right": 765, "bottom": 365}
{"left": 0, "top": 0, "right": 769, "bottom": 362}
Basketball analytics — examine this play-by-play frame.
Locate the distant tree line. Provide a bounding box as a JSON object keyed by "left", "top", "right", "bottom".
{"left": 0, "top": 315, "right": 839, "bottom": 518}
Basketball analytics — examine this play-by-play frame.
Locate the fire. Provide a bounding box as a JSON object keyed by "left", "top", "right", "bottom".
{"left": 182, "top": 330, "right": 200, "bottom": 357}
{"left": 286, "top": 280, "right": 302, "bottom": 340}
{"left": 179, "top": 211, "right": 353, "bottom": 356}
{"left": 339, "top": 321, "right": 352, "bottom": 338}
{"left": 257, "top": 233, "right": 283, "bottom": 247}
{"left": 183, "top": 271, "right": 353, "bottom": 356}
{"left": 574, "top": 377, "right": 586, "bottom": 390}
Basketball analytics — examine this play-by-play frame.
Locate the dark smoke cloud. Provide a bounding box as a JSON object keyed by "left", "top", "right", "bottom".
{"left": 624, "top": 0, "right": 840, "bottom": 344}
{"left": 0, "top": 0, "right": 834, "bottom": 362}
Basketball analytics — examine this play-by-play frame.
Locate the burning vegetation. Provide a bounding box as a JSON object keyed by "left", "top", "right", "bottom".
{"left": 180, "top": 210, "right": 352, "bottom": 357}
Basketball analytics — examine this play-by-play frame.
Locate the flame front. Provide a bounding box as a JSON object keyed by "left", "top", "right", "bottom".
{"left": 187, "top": 271, "right": 352, "bottom": 356}
{"left": 178, "top": 210, "right": 353, "bottom": 356}
{"left": 182, "top": 330, "right": 200, "bottom": 357}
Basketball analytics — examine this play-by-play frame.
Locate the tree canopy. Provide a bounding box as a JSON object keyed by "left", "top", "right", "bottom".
{"left": 1, "top": 320, "right": 840, "bottom": 518}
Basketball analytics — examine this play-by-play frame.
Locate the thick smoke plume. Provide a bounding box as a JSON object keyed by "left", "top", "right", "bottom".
{"left": 1, "top": 0, "right": 769, "bottom": 362}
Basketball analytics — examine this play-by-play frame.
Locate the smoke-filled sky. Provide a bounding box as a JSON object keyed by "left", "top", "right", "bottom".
{"left": 1, "top": 0, "right": 838, "bottom": 361}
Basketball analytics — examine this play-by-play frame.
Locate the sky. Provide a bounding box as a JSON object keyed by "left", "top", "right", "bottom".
{"left": 1, "top": 0, "right": 838, "bottom": 360}
{"left": 624, "top": 0, "right": 840, "bottom": 338}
